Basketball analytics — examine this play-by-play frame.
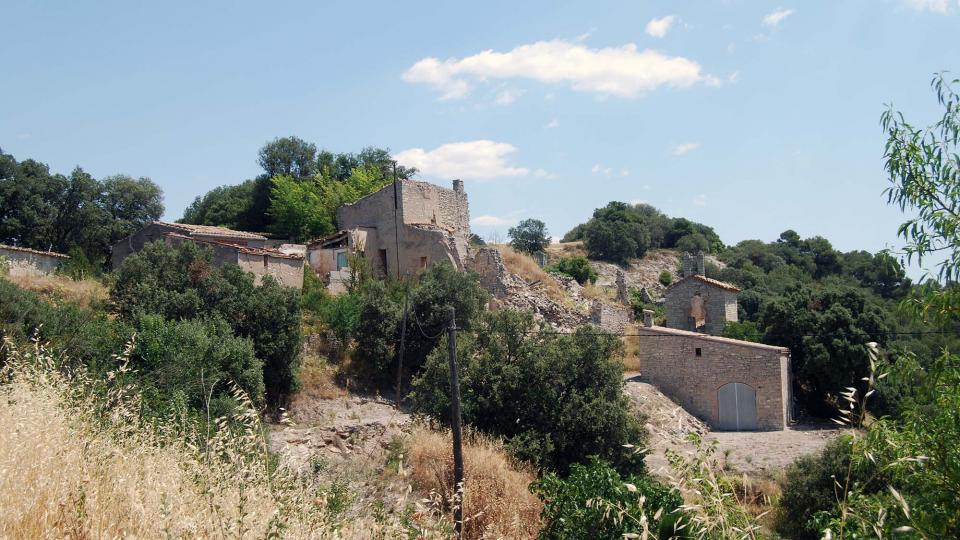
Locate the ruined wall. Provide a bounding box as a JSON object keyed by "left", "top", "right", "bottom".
{"left": 589, "top": 301, "right": 632, "bottom": 333}
{"left": 237, "top": 252, "right": 304, "bottom": 289}
{"left": 637, "top": 326, "right": 790, "bottom": 430}
{"left": 466, "top": 247, "right": 509, "bottom": 297}
{"left": 664, "top": 278, "right": 738, "bottom": 336}
{"left": 400, "top": 179, "right": 469, "bottom": 234}
{"left": 0, "top": 247, "right": 64, "bottom": 277}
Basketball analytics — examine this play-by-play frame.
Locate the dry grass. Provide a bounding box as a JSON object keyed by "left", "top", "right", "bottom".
{"left": 408, "top": 427, "right": 543, "bottom": 540}
{"left": 622, "top": 330, "right": 641, "bottom": 372}
{"left": 295, "top": 352, "right": 347, "bottom": 401}
{"left": 544, "top": 241, "right": 587, "bottom": 258}
{"left": 0, "top": 340, "right": 445, "bottom": 539}
{"left": 6, "top": 273, "right": 108, "bottom": 309}
{"left": 492, "top": 245, "right": 568, "bottom": 305}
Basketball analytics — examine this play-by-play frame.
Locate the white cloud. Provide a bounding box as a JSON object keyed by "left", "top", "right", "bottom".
{"left": 592, "top": 163, "right": 613, "bottom": 175}
{"left": 645, "top": 15, "right": 676, "bottom": 38}
{"left": 693, "top": 194, "right": 708, "bottom": 207}
{"left": 544, "top": 118, "right": 560, "bottom": 129}
{"left": 393, "top": 140, "right": 529, "bottom": 179}
{"left": 533, "top": 168, "right": 558, "bottom": 179}
{"left": 619, "top": 168, "right": 630, "bottom": 177}
{"left": 495, "top": 88, "right": 524, "bottom": 105}
{"left": 403, "top": 39, "right": 717, "bottom": 100}
{"left": 671, "top": 142, "right": 700, "bottom": 156}
{"left": 471, "top": 215, "right": 514, "bottom": 226}
{"left": 631, "top": 198, "right": 648, "bottom": 205}
{"left": 904, "top": 0, "right": 951, "bottom": 12}
{"left": 762, "top": 8, "right": 795, "bottom": 27}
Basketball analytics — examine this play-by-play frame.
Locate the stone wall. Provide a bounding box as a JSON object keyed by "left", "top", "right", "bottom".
{"left": 466, "top": 247, "right": 508, "bottom": 297}
{"left": 400, "top": 179, "right": 470, "bottom": 234}
{"left": 664, "top": 278, "right": 738, "bottom": 335}
{"left": 0, "top": 246, "right": 65, "bottom": 277}
{"left": 237, "top": 252, "right": 304, "bottom": 288}
{"left": 589, "top": 300, "right": 632, "bottom": 333}
{"left": 637, "top": 326, "right": 790, "bottom": 430}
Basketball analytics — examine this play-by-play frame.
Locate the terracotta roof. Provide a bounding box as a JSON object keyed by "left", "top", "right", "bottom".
{"left": 637, "top": 325, "right": 789, "bottom": 353}
{"left": 164, "top": 233, "right": 303, "bottom": 260}
{"left": 667, "top": 274, "right": 741, "bottom": 293}
{"left": 0, "top": 244, "right": 70, "bottom": 258}
{"left": 157, "top": 221, "right": 267, "bottom": 240}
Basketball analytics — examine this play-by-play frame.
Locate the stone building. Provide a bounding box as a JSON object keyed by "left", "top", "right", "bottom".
{"left": 112, "top": 222, "right": 305, "bottom": 288}
{"left": 664, "top": 251, "right": 739, "bottom": 336}
{"left": 310, "top": 179, "right": 471, "bottom": 282}
{"left": 0, "top": 244, "right": 69, "bottom": 277}
{"left": 638, "top": 311, "right": 791, "bottom": 431}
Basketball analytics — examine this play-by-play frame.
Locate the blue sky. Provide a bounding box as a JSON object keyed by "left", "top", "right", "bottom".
{"left": 1, "top": 1, "right": 958, "bottom": 278}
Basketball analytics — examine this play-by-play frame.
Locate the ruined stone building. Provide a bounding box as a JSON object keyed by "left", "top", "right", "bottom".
{"left": 309, "top": 179, "right": 472, "bottom": 284}
{"left": 112, "top": 221, "right": 305, "bottom": 288}
{"left": 664, "top": 251, "right": 739, "bottom": 336}
{"left": 0, "top": 244, "right": 69, "bottom": 277}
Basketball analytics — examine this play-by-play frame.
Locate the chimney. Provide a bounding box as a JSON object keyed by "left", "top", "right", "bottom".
{"left": 696, "top": 251, "right": 705, "bottom": 276}
{"left": 642, "top": 309, "right": 655, "bottom": 328}
{"left": 682, "top": 253, "right": 693, "bottom": 278}
{"left": 452, "top": 179, "right": 464, "bottom": 193}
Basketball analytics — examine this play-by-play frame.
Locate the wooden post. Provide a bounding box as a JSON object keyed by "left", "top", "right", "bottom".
{"left": 447, "top": 306, "right": 464, "bottom": 538}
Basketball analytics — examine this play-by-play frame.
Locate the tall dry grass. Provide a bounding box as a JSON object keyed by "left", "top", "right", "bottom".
{"left": 492, "top": 245, "right": 569, "bottom": 305}
{"left": 408, "top": 427, "right": 543, "bottom": 540}
{"left": 6, "top": 273, "right": 108, "bottom": 309}
{"left": 0, "top": 338, "right": 444, "bottom": 539}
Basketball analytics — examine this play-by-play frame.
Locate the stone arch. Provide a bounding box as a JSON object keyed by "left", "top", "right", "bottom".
{"left": 717, "top": 382, "right": 758, "bottom": 431}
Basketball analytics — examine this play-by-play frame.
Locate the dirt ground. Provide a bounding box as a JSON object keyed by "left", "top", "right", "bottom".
{"left": 623, "top": 375, "right": 844, "bottom": 477}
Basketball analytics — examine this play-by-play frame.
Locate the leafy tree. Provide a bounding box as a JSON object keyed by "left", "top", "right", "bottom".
{"left": 584, "top": 218, "right": 648, "bottom": 263}
{"left": 110, "top": 241, "right": 302, "bottom": 403}
{"left": 508, "top": 218, "right": 550, "bottom": 254}
{"left": 760, "top": 281, "right": 891, "bottom": 415}
{"left": 258, "top": 136, "right": 318, "bottom": 179}
{"left": 532, "top": 458, "right": 685, "bottom": 539}
{"left": 180, "top": 181, "right": 256, "bottom": 229}
{"left": 410, "top": 310, "right": 646, "bottom": 474}
{"left": 722, "top": 320, "right": 763, "bottom": 343}
{"left": 548, "top": 255, "right": 597, "bottom": 285}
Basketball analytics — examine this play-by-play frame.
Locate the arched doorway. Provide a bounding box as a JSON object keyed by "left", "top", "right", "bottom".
{"left": 717, "top": 382, "right": 758, "bottom": 430}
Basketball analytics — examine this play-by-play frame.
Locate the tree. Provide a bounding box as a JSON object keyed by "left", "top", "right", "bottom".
{"left": 257, "top": 136, "right": 318, "bottom": 179}
{"left": 548, "top": 255, "right": 597, "bottom": 285}
{"left": 507, "top": 218, "right": 550, "bottom": 253}
{"left": 411, "top": 310, "right": 646, "bottom": 474}
{"left": 180, "top": 181, "right": 256, "bottom": 228}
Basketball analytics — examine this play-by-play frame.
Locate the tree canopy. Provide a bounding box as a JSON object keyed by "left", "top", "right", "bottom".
{"left": 508, "top": 218, "right": 550, "bottom": 253}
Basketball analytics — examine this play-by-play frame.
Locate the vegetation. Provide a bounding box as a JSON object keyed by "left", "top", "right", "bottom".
{"left": 658, "top": 270, "right": 672, "bottom": 286}
{"left": 110, "top": 241, "right": 302, "bottom": 404}
{"left": 0, "top": 149, "right": 163, "bottom": 268}
{"left": 411, "top": 309, "right": 646, "bottom": 475}
{"left": 532, "top": 458, "right": 684, "bottom": 539}
{"left": 508, "top": 218, "right": 551, "bottom": 254}
{"left": 565, "top": 201, "right": 723, "bottom": 262}
{"left": 547, "top": 255, "right": 597, "bottom": 285}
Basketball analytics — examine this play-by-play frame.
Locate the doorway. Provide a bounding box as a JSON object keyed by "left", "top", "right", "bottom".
{"left": 717, "top": 382, "right": 758, "bottom": 430}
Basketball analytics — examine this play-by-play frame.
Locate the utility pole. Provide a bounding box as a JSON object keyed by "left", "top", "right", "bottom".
{"left": 395, "top": 278, "right": 410, "bottom": 408}
{"left": 447, "top": 306, "right": 464, "bottom": 538}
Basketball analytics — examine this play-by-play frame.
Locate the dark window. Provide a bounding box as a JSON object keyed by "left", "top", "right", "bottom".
{"left": 695, "top": 347, "right": 702, "bottom": 357}
{"left": 263, "top": 255, "right": 269, "bottom": 268}
{"left": 420, "top": 256, "right": 428, "bottom": 269}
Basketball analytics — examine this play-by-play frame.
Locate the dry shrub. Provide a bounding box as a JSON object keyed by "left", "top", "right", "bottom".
{"left": 296, "top": 352, "right": 347, "bottom": 401}
{"left": 6, "top": 273, "right": 107, "bottom": 309}
{"left": 408, "top": 427, "right": 543, "bottom": 539}
{"left": 622, "top": 333, "right": 641, "bottom": 372}
{"left": 0, "top": 339, "right": 445, "bottom": 539}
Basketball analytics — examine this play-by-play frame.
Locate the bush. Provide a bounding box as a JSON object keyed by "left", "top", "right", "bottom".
{"left": 410, "top": 310, "right": 646, "bottom": 474}
{"left": 0, "top": 256, "right": 9, "bottom": 276}
{"left": 532, "top": 458, "right": 685, "bottom": 539}
{"left": 508, "top": 218, "right": 550, "bottom": 254}
{"left": 548, "top": 256, "right": 597, "bottom": 285}
{"left": 583, "top": 219, "right": 649, "bottom": 263}
{"left": 775, "top": 435, "right": 880, "bottom": 540}
{"left": 658, "top": 271, "right": 672, "bottom": 286}
{"left": 722, "top": 320, "right": 763, "bottom": 343}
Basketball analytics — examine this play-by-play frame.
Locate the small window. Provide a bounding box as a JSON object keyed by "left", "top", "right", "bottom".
{"left": 695, "top": 347, "right": 702, "bottom": 357}
{"left": 263, "top": 254, "right": 269, "bottom": 268}
{"left": 336, "top": 250, "right": 348, "bottom": 270}
{"left": 420, "top": 256, "right": 428, "bottom": 269}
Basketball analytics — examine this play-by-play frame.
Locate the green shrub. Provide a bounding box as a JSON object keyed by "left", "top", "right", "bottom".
{"left": 658, "top": 271, "right": 672, "bottom": 286}
{"left": 775, "top": 435, "right": 880, "bottom": 539}
{"left": 410, "top": 310, "right": 646, "bottom": 474}
{"left": 532, "top": 458, "right": 685, "bottom": 539}
{"left": 0, "top": 255, "right": 9, "bottom": 276}
{"left": 722, "top": 320, "right": 763, "bottom": 343}
{"left": 548, "top": 256, "right": 597, "bottom": 285}
{"left": 57, "top": 247, "right": 100, "bottom": 280}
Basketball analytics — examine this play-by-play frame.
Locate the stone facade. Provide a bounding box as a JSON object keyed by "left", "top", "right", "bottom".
{"left": 589, "top": 300, "right": 632, "bottom": 333}
{"left": 466, "top": 247, "right": 509, "bottom": 297}
{"left": 335, "top": 179, "right": 471, "bottom": 278}
{"left": 0, "top": 245, "right": 68, "bottom": 277}
{"left": 664, "top": 275, "right": 739, "bottom": 335}
{"left": 637, "top": 324, "right": 791, "bottom": 430}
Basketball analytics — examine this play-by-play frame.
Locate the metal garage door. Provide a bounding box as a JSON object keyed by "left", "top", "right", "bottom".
{"left": 718, "top": 382, "right": 758, "bottom": 431}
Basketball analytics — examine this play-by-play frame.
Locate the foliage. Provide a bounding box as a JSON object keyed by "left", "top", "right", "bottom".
{"left": 547, "top": 255, "right": 597, "bottom": 285}
{"left": 721, "top": 321, "right": 763, "bottom": 343}
{"left": 760, "top": 281, "right": 892, "bottom": 415}
{"left": 658, "top": 270, "right": 672, "bottom": 286}
{"left": 110, "top": 241, "right": 302, "bottom": 403}
{"left": 532, "top": 458, "right": 685, "bottom": 540}
{"left": 410, "top": 310, "right": 646, "bottom": 475}
{"left": 508, "top": 218, "right": 550, "bottom": 254}
{"left": 56, "top": 246, "right": 99, "bottom": 280}
{"left": 569, "top": 202, "right": 723, "bottom": 262}
{"left": 0, "top": 149, "right": 163, "bottom": 267}
{"left": 0, "top": 256, "right": 8, "bottom": 276}
{"left": 180, "top": 180, "right": 257, "bottom": 229}
{"left": 774, "top": 435, "right": 880, "bottom": 540}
